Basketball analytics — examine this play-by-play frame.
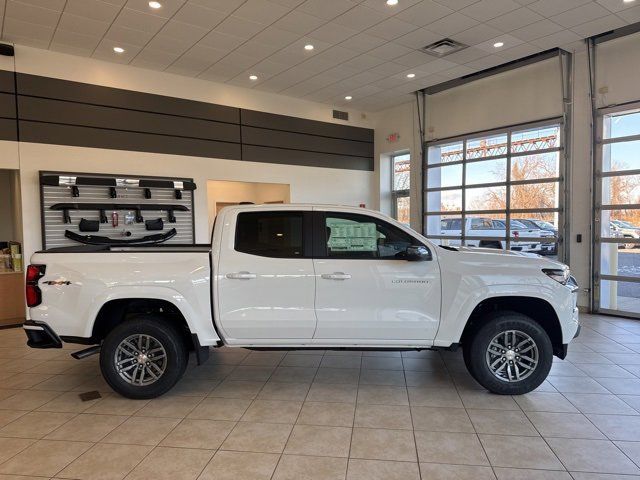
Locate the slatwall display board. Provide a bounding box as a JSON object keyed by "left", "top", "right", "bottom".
{"left": 40, "top": 172, "right": 195, "bottom": 249}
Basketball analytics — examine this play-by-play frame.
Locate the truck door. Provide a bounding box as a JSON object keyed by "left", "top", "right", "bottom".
{"left": 312, "top": 210, "right": 441, "bottom": 342}
{"left": 216, "top": 208, "right": 316, "bottom": 342}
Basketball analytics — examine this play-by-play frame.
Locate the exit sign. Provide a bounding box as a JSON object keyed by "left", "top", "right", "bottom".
{"left": 386, "top": 133, "right": 400, "bottom": 143}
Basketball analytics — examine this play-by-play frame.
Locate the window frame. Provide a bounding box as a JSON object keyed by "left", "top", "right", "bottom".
{"left": 391, "top": 152, "right": 411, "bottom": 223}
{"left": 422, "top": 118, "right": 565, "bottom": 255}
{"left": 234, "top": 210, "right": 313, "bottom": 259}
{"left": 313, "top": 211, "right": 428, "bottom": 260}
{"left": 593, "top": 102, "right": 640, "bottom": 317}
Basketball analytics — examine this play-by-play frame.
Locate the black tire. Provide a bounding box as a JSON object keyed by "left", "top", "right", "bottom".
{"left": 100, "top": 317, "right": 188, "bottom": 399}
{"left": 463, "top": 311, "right": 553, "bottom": 395}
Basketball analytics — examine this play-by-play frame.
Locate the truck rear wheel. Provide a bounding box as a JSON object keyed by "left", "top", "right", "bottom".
{"left": 100, "top": 317, "right": 188, "bottom": 399}
{"left": 463, "top": 312, "right": 553, "bottom": 395}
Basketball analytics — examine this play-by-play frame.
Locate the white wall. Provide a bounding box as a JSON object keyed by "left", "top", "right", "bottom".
{"left": 206, "top": 180, "right": 291, "bottom": 229}
{"left": 0, "top": 45, "right": 375, "bottom": 261}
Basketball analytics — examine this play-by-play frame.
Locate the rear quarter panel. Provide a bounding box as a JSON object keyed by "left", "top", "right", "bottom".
{"left": 29, "top": 251, "right": 220, "bottom": 345}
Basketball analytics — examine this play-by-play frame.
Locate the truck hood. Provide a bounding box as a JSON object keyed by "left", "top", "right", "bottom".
{"left": 438, "top": 245, "right": 566, "bottom": 269}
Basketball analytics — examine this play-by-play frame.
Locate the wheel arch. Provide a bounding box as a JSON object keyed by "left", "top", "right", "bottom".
{"left": 460, "top": 296, "right": 565, "bottom": 358}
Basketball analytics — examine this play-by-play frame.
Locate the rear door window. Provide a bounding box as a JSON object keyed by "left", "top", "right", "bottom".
{"left": 235, "top": 211, "right": 305, "bottom": 258}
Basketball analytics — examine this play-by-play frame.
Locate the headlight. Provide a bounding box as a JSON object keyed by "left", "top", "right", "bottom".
{"left": 543, "top": 268, "right": 570, "bottom": 285}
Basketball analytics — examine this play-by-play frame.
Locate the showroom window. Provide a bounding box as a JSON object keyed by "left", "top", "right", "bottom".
{"left": 595, "top": 106, "right": 640, "bottom": 316}
{"left": 423, "top": 121, "right": 563, "bottom": 258}
{"left": 391, "top": 152, "right": 410, "bottom": 226}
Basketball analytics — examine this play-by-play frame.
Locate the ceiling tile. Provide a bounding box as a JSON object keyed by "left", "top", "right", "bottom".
{"left": 198, "top": 62, "right": 245, "bottom": 82}
{"left": 112, "top": 7, "right": 168, "bottom": 33}
{"left": 360, "top": 0, "right": 423, "bottom": 14}
{"left": 527, "top": 0, "right": 592, "bottom": 17}
{"left": 93, "top": 38, "right": 142, "bottom": 62}
{"left": 125, "top": 0, "right": 186, "bottom": 18}
{"left": 395, "top": 50, "right": 435, "bottom": 67}
{"left": 57, "top": 12, "right": 111, "bottom": 37}
{"left": 460, "top": 0, "right": 520, "bottom": 22}
{"left": 313, "top": 45, "right": 360, "bottom": 63}
{"left": 332, "top": 5, "right": 388, "bottom": 31}
{"left": 424, "top": 12, "right": 479, "bottom": 37}
{"left": 485, "top": 7, "right": 544, "bottom": 32}
{"left": 130, "top": 47, "right": 180, "bottom": 69}
{"left": 433, "top": 0, "right": 483, "bottom": 8}
{"left": 216, "top": 51, "right": 261, "bottom": 69}
{"left": 269, "top": 0, "right": 305, "bottom": 7}
{"left": 310, "top": 22, "right": 359, "bottom": 43}
{"left": 366, "top": 17, "right": 419, "bottom": 41}
{"left": 64, "top": 0, "right": 121, "bottom": 23}
{"left": 617, "top": 4, "right": 640, "bottom": 22}
{"left": 16, "top": 0, "right": 65, "bottom": 9}
{"left": 50, "top": 41, "right": 96, "bottom": 57}
{"left": 395, "top": 0, "right": 454, "bottom": 27}
{"left": 339, "top": 32, "right": 387, "bottom": 52}
{"left": 570, "top": 14, "right": 626, "bottom": 36}
{"left": 234, "top": 0, "right": 291, "bottom": 25}
{"left": 529, "top": 29, "right": 582, "bottom": 48}
{"left": 104, "top": 24, "right": 156, "bottom": 46}
{"left": 199, "top": 30, "right": 246, "bottom": 50}
{"left": 250, "top": 58, "right": 290, "bottom": 75}
{"left": 394, "top": 27, "right": 442, "bottom": 49}
{"left": 215, "top": 16, "right": 265, "bottom": 39}
{"left": 476, "top": 33, "right": 524, "bottom": 52}
{"left": 297, "top": 0, "right": 357, "bottom": 20}
{"left": 171, "top": 3, "right": 227, "bottom": 29}
{"left": 452, "top": 23, "right": 502, "bottom": 45}
{"left": 596, "top": 0, "right": 639, "bottom": 13}
{"left": 251, "top": 27, "right": 300, "bottom": 48}
{"left": 439, "top": 45, "right": 488, "bottom": 63}
{"left": 6, "top": 0, "right": 61, "bottom": 27}
{"left": 272, "top": 10, "right": 325, "bottom": 35}
{"left": 234, "top": 40, "right": 281, "bottom": 58}
{"left": 159, "top": 19, "right": 209, "bottom": 43}
{"left": 368, "top": 42, "right": 414, "bottom": 61}
{"left": 145, "top": 33, "right": 195, "bottom": 55}
{"left": 368, "top": 61, "right": 408, "bottom": 76}
{"left": 551, "top": 2, "right": 610, "bottom": 28}
{"left": 321, "top": 64, "right": 362, "bottom": 80}
{"left": 496, "top": 41, "right": 541, "bottom": 61}
{"left": 3, "top": 17, "right": 54, "bottom": 42}
{"left": 189, "top": 0, "right": 247, "bottom": 14}
{"left": 51, "top": 29, "right": 101, "bottom": 51}
{"left": 465, "top": 53, "right": 505, "bottom": 69}
{"left": 510, "top": 19, "right": 563, "bottom": 41}
{"left": 345, "top": 53, "right": 385, "bottom": 70}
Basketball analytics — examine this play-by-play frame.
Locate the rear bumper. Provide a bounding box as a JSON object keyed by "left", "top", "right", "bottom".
{"left": 23, "top": 320, "right": 62, "bottom": 349}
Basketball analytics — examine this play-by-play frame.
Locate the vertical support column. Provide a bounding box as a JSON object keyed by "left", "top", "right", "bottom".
{"left": 587, "top": 38, "right": 598, "bottom": 313}
{"left": 559, "top": 49, "right": 574, "bottom": 267}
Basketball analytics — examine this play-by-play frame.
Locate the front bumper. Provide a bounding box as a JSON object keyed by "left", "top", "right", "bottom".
{"left": 23, "top": 320, "right": 62, "bottom": 349}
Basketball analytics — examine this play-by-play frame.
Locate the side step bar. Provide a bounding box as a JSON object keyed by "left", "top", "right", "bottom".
{"left": 71, "top": 345, "right": 101, "bottom": 359}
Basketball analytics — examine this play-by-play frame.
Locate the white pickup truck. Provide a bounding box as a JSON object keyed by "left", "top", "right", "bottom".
{"left": 24, "top": 204, "right": 579, "bottom": 399}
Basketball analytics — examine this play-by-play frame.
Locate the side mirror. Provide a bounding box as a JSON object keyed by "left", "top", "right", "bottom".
{"left": 405, "top": 245, "right": 431, "bottom": 261}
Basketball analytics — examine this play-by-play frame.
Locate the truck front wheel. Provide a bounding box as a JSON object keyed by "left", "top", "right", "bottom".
{"left": 100, "top": 317, "right": 188, "bottom": 399}
{"left": 463, "top": 312, "right": 553, "bottom": 395}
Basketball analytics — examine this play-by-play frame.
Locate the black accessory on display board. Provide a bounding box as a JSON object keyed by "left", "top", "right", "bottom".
{"left": 145, "top": 218, "right": 164, "bottom": 231}
{"left": 50, "top": 203, "right": 189, "bottom": 224}
{"left": 65, "top": 228, "right": 177, "bottom": 246}
{"left": 79, "top": 219, "right": 100, "bottom": 232}
{"left": 109, "top": 187, "right": 117, "bottom": 198}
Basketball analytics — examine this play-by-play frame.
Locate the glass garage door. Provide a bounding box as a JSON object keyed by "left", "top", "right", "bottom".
{"left": 423, "top": 120, "right": 564, "bottom": 260}
{"left": 596, "top": 106, "right": 640, "bottom": 316}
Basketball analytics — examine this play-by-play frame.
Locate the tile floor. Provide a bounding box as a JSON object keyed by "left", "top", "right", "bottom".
{"left": 1, "top": 313, "right": 640, "bottom": 479}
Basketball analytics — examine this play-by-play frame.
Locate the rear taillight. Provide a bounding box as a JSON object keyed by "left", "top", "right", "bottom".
{"left": 26, "top": 264, "right": 46, "bottom": 307}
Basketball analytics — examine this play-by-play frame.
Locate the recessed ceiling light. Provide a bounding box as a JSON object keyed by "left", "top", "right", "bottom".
{"left": 623, "top": 0, "right": 634, "bottom": 3}
{"left": 113, "top": 47, "right": 125, "bottom": 53}
{"left": 406, "top": 73, "right": 415, "bottom": 78}
{"left": 148, "top": 1, "right": 162, "bottom": 8}
{"left": 249, "top": 75, "right": 258, "bottom": 81}
{"left": 345, "top": 96, "right": 352, "bottom": 100}
{"left": 493, "top": 41, "right": 504, "bottom": 48}
{"left": 304, "top": 44, "right": 314, "bottom": 51}
{"left": 386, "top": 0, "right": 398, "bottom": 5}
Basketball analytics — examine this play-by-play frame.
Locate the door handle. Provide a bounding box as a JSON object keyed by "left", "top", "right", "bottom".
{"left": 226, "top": 271, "right": 257, "bottom": 280}
{"left": 321, "top": 272, "right": 351, "bottom": 280}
